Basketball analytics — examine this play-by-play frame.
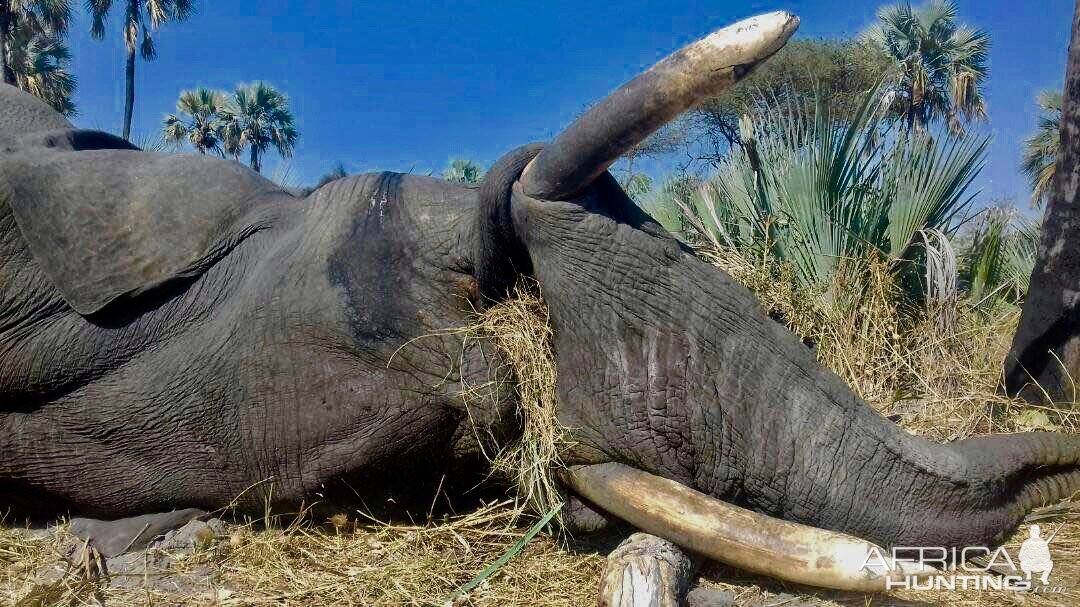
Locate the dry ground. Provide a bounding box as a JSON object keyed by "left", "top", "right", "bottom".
{"left": 2, "top": 496, "right": 1076, "bottom": 606}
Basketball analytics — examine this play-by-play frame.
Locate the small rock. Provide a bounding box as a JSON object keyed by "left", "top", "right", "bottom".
{"left": 104, "top": 550, "right": 173, "bottom": 589}
{"left": 686, "top": 587, "right": 735, "bottom": 607}
{"left": 157, "top": 518, "right": 224, "bottom": 552}
{"left": 194, "top": 526, "right": 216, "bottom": 549}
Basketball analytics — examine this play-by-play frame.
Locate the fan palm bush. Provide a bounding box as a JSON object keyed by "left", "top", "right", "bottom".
{"left": 6, "top": 23, "right": 74, "bottom": 115}
{"left": 442, "top": 158, "right": 484, "bottom": 183}
{"left": 961, "top": 208, "right": 1039, "bottom": 308}
{"left": 684, "top": 90, "right": 987, "bottom": 301}
{"left": 0, "top": 0, "right": 74, "bottom": 114}
{"left": 673, "top": 88, "right": 987, "bottom": 403}
{"left": 0, "top": 0, "right": 70, "bottom": 84}
{"left": 638, "top": 175, "right": 699, "bottom": 236}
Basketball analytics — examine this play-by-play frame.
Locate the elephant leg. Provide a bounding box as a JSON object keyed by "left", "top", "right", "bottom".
{"left": 69, "top": 508, "right": 207, "bottom": 557}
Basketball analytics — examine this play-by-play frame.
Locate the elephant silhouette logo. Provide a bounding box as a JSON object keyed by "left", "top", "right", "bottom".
{"left": 1018, "top": 524, "right": 1054, "bottom": 585}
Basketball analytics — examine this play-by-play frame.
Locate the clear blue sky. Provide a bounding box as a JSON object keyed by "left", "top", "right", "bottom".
{"left": 67, "top": 0, "right": 1074, "bottom": 203}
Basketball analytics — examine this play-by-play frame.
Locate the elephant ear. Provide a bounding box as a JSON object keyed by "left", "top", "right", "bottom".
{"left": 0, "top": 132, "right": 290, "bottom": 316}
{"left": 0, "top": 84, "right": 72, "bottom": 147}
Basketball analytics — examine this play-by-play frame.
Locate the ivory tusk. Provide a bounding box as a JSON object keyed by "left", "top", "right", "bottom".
{"left": 562, "top": 462, "right": 938, "bottom": 592}
{"left": 522, "top": 11, "right": 800, "bottom": 201}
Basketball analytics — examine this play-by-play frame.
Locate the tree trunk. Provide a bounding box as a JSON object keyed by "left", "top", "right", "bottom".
{"left": 1005, "top": 1, "right": 1080, "bottom": 402}
{"left": 122, "top": 46, "right": 136, "bottom": 141}
{"left": 249, "top": 144, "right": 260, "bottom": 173}
{"left": 0, "top": 3, "right": 15, "bottom": 86}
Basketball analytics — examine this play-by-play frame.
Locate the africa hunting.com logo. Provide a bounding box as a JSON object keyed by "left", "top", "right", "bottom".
{"left": 861, "top": 524, "right": 1068, "bottom": 594}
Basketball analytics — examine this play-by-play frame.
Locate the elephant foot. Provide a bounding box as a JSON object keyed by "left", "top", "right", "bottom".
{"left": 69, "top": 508, "right": 207, "bottom": 557}
{"left": 599, "top": 532, "right": 696, "bottom": 607}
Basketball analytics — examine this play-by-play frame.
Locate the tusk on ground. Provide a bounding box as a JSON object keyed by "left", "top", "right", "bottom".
{"left": 563, "top": 462, "right": 939, "bottom": 592}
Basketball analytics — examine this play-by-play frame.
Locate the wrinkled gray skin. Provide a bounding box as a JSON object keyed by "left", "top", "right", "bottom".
{"left": 1, "top": 84, "right": 1078, "bottom": 554}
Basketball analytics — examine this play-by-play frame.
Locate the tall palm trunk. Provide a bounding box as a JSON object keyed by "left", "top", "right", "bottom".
{"left": 122, "top": 46, "right": 135, "bottom": 140}
{"left": 0, "top": 2, "right": 14, "bottom": 86}
{"left": 249, "top": 143, "right": 260, "bottom": 173}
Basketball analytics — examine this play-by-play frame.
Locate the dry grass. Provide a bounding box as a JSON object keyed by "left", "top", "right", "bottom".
{"left": 457, "top": 283, "right": 567, "bottom": 522}
{"left": 0, "top": 503, "right": 605, "bottom": 607}
{"left": 3, "top": 267, "right": 1079, "bottom": 606}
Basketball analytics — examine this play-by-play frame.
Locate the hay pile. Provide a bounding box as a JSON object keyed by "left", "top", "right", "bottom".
{"left": 2, "top": 277, "right": 1079, "bottom": 606}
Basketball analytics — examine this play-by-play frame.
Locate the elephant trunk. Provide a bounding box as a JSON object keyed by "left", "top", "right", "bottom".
{"left": 747, "top": 403, "right": 1080, "bottom": 550}
{"left": 953, "top": 433, "right": 1080, "bottom": 524}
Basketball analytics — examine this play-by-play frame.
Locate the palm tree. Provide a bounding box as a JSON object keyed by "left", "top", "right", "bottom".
{"left": 863, "top": 0, "right": 990, "bottom": 134}
{"left": 162, "top": 87, "right": 226, "bottom": 154}
{"left": 86, "top": 0, "right": 194, "bottom": 141}
{"left": 1021, "top": 90, "right": 1062, "bottom": 206}
{"left": 0, "top": 0, "right": 70, "bottom": 85}
{"left": 220, "top": 82, "right": 298, "bottom": 173}
{"left": 6, "top": 21, "right": 74, "bottom": 115}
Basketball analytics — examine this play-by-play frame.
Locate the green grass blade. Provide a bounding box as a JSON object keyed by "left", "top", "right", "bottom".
{"left": 443, "top": 502, "right": 563, "bottom": 604}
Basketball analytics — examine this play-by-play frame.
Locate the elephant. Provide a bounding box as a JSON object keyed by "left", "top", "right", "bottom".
{"left": 1, "top": 10, "right": 1078, "bottom": 597}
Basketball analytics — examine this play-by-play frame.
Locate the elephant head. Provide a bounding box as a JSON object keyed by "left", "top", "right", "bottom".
{"left": 468, "top": 11, "right": 1080, "bottom": 590}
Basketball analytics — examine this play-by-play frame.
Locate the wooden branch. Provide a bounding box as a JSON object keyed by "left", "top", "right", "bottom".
{"left": 598, "top": 532, "right": 695, "bottom": 607}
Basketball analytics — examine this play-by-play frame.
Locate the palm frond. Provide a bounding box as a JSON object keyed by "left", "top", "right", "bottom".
{"left": 139, "top": 25, "right": 155, "bottom": 60}
{"left": 86, "top": 0, "right": 111, "bottom": 39}
{"left": 684, "top": 84, "right": 987, "bottom": 307}
{"left": 1021, "top": 89, "right": 1063, "bottom": 205}
{"left": 7, "top": 20, "right": 76, "bottom": 115}
{"left": 144, "top": 0, "right": 168, "bottom": 28}
{"left": 170, "top": 0, "right": 195, "bottom": 21}
{"left": 881, "top": 130, "right": 988, "bottom": 263}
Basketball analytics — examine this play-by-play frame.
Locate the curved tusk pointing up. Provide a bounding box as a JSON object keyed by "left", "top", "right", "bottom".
{"left": 521, "top": 11, "right": 800, "bottom": 201}
{"left": 562, "top": 463, "right": 939, "bottom": 592}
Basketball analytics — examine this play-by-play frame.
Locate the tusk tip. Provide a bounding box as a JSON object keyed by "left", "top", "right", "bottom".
{"left": 703, "top": 11, "right": 801, "bottom": 69}
{"left": 518, "top": 10, "right": 800, "bottom": 200}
